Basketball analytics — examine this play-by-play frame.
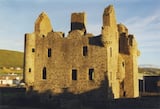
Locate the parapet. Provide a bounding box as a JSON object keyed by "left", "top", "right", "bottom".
{"left": 71, "top": 12, "right": 87, "bottom": 33}
{"left": 103, "top": 5, "right": 117, "bottom": 28}
{"left": 117, "top": 23, "right": 128, "bottom": 35}
{"left": 34, "top": 12, "right": 53, "bottom": 36}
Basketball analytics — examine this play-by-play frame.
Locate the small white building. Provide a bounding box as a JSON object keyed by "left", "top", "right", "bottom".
{"left": 0, "top": 75, "right": 22, "bottom": 86}
{"left": 0, "top": 77, "right": 13, "bottom": 85}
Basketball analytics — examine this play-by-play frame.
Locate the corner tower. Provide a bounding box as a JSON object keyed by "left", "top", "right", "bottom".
{"left": 24, "top": 12, "right": 53, "bottom": 90}
{"left": 117, "top": 23, "right": 140, "bottom": 98}
{"left": 101, "top": 5, "right": 119, "bottom": 98}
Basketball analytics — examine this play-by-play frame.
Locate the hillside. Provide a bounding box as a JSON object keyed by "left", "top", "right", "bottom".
{"left": 0, "top": 49, "right": 23, "bottom": 68}
{"left": 138, "top": 67, "right": 160, "bottom": 76}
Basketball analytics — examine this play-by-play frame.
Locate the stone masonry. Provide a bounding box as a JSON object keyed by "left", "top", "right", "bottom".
{"left": 24, "top": 5, "right": 140, "bottom": 101}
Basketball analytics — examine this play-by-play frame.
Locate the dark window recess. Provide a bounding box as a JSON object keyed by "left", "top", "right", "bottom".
{"left": 29, "top": 68, "right": 31, "bottom": 72}
{"left": 89, "top": 69, "right": 94, "bottom": 80}
{"left": 62, "top": 33, "right": 65, "bottom": 37}
{"left": 83, "top": 46, "right": 88, "bottom": 56}
{"left": 72, "top": 69, "right": 77, "bottom": 80}
{"left": 122, "top": 62, "right": 125, "bottom": 67}
{"left": 42, "top": 67, "right": 47, "bottom": 79}
{"left": 32, "top": 48, "right": 35, "bottom": 52}
{"left": 42, "top": 35, "right": 45, "bottom": 38}
{"left": 123, "top": 91, "right": 126, "bottom": 97}
{"left": 48, "top": 48, "right": 52, "bottom": 57}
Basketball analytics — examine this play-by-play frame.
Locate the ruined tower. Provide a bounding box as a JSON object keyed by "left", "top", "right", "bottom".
{"left": 35, "top": 12, "right": 53, "bottom": 36}
{"left": 117, "top": 23, "right": 140, "bottom": 97}
{"left": 101, "top": 5, "right": 119, "bottom": 98}
{"left": 71, "top": 12, "right": 86, "bottom": 34}
{"left": 24, "top": 12, "right": 53, "bottom": 87}
{"left": 24, "top": 5, "right": 140, "bottom": 102}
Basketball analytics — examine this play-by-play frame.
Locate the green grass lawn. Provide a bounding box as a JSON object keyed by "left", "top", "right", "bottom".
{"left": 0, "top": 68, "right": 23, "bottom": 75}
{"left": 0, "top": 49, "right": 23, "bottom": 75}
{"left": 0, "top": 49, "right": 23, "bottom": 68}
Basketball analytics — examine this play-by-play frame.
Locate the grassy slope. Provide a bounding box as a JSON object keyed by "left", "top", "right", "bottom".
{"left": 0, "top": 49, "right": 23, "bottom": 68}
{"left": 138, "top": 67, "right": 160, "bottom": 76}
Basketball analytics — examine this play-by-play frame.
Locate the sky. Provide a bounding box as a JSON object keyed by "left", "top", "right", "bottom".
{"left": 0, "top": 0, "right": 160, "bottom": 67}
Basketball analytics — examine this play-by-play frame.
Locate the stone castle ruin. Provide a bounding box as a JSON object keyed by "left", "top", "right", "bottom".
{"left": 24, "top": 5, "right": 140, "bottom": 101}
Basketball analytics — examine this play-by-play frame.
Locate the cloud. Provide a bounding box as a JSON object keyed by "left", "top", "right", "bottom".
{"left": 122, "top": 10, "right": 160, "bottom": 66}
{"left": 0, "top": 39, "right": 23, "bottom": 51}
{"left": 124, "top": 11, "right": 160, "bottom": 44}
{"left": 125, "top": 13, "right": 160, "bottom": 33}
{"left": 140, "top": 40, "right": 160, "bottom": 47}
{"left": 116, "top": 0, "right": 154, "bottom": 3}
{"left": 87, "top": 24, "right": 101, "bottom": 36}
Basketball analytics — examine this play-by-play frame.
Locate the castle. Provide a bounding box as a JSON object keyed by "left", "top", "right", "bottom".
{"left": 24, "top": 5, "right": 140, "bottom": 101}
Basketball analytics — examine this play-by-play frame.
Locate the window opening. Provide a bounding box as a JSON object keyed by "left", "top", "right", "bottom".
{"left": 42, "top": 67, "right": 47, "bottom": 79}
{"left": 32, "top": 48, "right": 35, "bottom": 52}
{"left": 83, "top": 46, "right": 88, "bottom": 56}
{"left": 29, "top": 68, "right": 31, "bottom": 72}
{"left": 123, "top": 91, "right": 126, "bottom": 97}
{"left": 72, "top": 69, "right": 77, "bottom": 80}
{"left": 89, "top": 69, "right": 94, "bottom": 80}
{"left": 42, "top": 35, "right": 45, "bottom": 38}
{"left": 48, "top": 48, "right": 52, "bottom": 57}
{"left": 122, "top": 62, "right": 125, "bottom": 67}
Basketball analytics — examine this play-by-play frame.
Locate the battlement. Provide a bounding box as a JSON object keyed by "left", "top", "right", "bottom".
{"left": 103, "top": 5, "right": 117, "bottom": 28}
{"left": 117, "top": 23, "right": 128, "bottom": 35}
{"left": 35, "top": 12, "right": 53, "bottom": 36}
{"left": 71, "top": 12, "right": 87, "bottom": 34}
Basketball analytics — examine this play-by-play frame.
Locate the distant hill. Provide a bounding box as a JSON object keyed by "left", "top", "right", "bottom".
{"left": 0, "top": 49, "right": 23, "bottom": 68}
{"left": 139, "top": 64, "right": 160, "bottom": 69}
{"left": 138, "top": 67, "right": 160, "bottom": 76}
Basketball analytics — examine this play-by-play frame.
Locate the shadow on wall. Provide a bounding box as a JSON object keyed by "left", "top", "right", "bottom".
{"left": 88, "top": 35, "right": 104, "bottom": 47}
{"left": 71, "top": 22, "right": 86, "bottom": 34}
{"left": 26, "top": 76, "right": 114, "bottom": 109}
{"left": 0, "top": 76, "right": 114, "bottom": 109}
{"left": 0, "top": 77, "right": 160, "bottom": 109}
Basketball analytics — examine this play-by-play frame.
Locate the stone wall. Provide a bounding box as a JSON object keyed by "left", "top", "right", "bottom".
{"left": 24, "top": 5, "right": 140, "bottom": 101}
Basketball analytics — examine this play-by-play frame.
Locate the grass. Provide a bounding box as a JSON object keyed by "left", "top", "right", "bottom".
{"left": 0, "top": 49, "right": 23, "bottom": 74}
{"left": 0, "top": 68, "right": 23, "bottom": 74}
{"left": 0, "top": 49, "right": 23, "bottom": 68}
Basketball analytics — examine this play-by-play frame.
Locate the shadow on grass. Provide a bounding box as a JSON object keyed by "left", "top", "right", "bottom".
{"left": 0, "top": 82, "right": 160, "bottom": 109}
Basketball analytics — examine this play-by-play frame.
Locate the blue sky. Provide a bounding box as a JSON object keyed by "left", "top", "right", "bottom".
{"left": 0, "top": 0, "right": 160, "bottom": 67}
